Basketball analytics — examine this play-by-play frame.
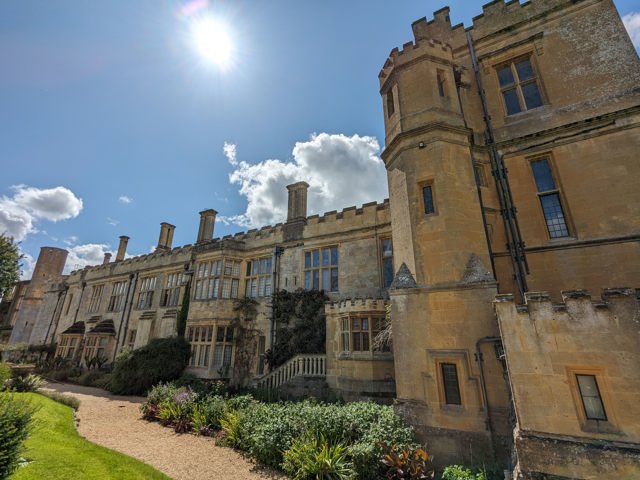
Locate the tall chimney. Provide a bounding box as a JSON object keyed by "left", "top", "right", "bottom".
{"left": 103, "top": 252, "right": 112, "bottom": 265}
{"left": 196, "top": 210, "right": 217, "bottom": 244}
{"left": 115, "top": 235, "right": 129, "bottom": 262}
{"left": 156, "top": 222, "right": 176, "bottom": 252}
{"left": 286, "top": 182, "right": 309, "bottom": 221}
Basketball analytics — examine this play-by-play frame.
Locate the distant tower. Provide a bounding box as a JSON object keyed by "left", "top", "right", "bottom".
{"left": 9, "top": 247, "right": 68, "bottom": 344}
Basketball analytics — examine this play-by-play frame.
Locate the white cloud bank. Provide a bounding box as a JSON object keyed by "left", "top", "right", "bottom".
{"left": 63, "top": 243, "right": 112, "bottom": 274}
{"left": 118, "top": 195, "right": 133, "bottom": 204}
{"left": 0, "top": 185, "right": 83, "bottom": 241}
{"left": 623, "top": 12, "right": 640, "bottom": 50}
{"left": 221, "top": 133, "right": 387, "bottom": 228}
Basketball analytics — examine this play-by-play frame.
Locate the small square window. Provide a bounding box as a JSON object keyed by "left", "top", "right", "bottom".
{"left": 497, "top": 57, "right": 543, "bottom": 116}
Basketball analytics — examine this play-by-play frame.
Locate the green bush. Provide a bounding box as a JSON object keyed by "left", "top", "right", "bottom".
{"left": 0, "top": 363, "right": 10, "bottom": 390}
{"left": 73, "top": 370, "right": 108, "bottom": 387}
{"left": 219, "top": 409, "right": 242, "bottom": 447}
{"left": 442, "top": 465, "right": 487, "bottom": 480}
{"left": 0, "top": 393, "right": 37, "bottom": 478}
{"left": 6, "top": 374, "right": 46, "bottom": 392}
{"left": 157, "top": 389, "right": 197, "bottom": 433}
{"left": 106, "top": 337, "right": 190, "bottom": 395}
{"left": 191, "top": 395, "right": 226, "bottom": 435}
{"left": 283, "top": 435, "right": 356, "bottom": 480}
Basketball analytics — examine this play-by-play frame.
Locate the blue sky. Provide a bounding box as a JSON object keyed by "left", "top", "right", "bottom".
{"left": 1, "top": 0, "right": 639, "bottom": 276}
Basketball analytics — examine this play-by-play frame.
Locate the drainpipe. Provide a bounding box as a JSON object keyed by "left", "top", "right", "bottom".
{"left": 466, "top": 31, "right": 529, "bottom": 298}
{"left": 114, "top": 272, "right": 137, "bottom": 361}
{"left": 271, "top": 246, "right": 284, "bottom": 350}
{"left": 44, "top": 286, "right": 67, "bottom": 345}
{"left": 475, "top": 336, "right": 502, "bottom": 460}
{"left": 453, "top": 65, "right": 497, "bottom": 280}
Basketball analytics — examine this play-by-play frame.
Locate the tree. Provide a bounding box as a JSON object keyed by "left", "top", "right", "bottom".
{"left": 0, "top": 234, "right": 22, "bottom": 300}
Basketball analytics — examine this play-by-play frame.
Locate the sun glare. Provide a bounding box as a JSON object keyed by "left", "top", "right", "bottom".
{"left": 190, "top": 16, "right": 233, "bottom": 68}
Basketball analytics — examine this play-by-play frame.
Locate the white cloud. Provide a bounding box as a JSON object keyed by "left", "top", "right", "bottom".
{"left": 223, "top": 142, "right": 238, "bottom": 166}
{"left": 63, "top": 243, "right": 112, "bottom": 274}
{"left": 623, "top": 12, "right": 640, "bottom": 50}
{"left": 118, "top": 195, "right": 133, "bottom": 204}
{"left": 0, "top": 185, "right": 83, "bottom": 241}
{"left": 107, "top": 217, "right": 119, "bottom": 227}
{"left": 221, "top": 133, "right": 387, "bottom": 228}
{"left": 19, "top": 252, "right": 35, "bottom": 280}
{"left": 63, "top": 235, "right": 78, "bottom": 246}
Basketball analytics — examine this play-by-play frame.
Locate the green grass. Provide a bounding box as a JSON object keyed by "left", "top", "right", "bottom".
{"left": 10, "top": 393, "right": 169, "bottom": 480}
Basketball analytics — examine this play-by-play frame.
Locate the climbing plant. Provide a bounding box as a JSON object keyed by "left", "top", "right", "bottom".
{"left": 230, "top": 297, "right": 260, "bottom": 388}
{"left": 265, "top": 289, "right": 328, "bottom": 370}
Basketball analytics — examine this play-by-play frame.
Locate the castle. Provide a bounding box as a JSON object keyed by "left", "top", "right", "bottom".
{"left": 1, "top": 1, "right": 639, "bottom": 478}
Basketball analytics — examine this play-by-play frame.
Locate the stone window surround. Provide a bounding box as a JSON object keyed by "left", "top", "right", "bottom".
{"left": 566, "top": 366, "right": 620, "bottom": 435}
{"left": 526, "top": 153, "right": 574, "bottom": 241}
{"left": 245, "top": 256, "right": 272, "bottom": 299}
{"left": 193, "top": 258, "right": 241, "bottom": 301}
{"left": 338, "top": 314, "right": 390, "bottom": 358}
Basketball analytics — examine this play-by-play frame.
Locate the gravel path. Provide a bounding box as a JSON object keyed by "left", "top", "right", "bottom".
{"left": 45, "top": 383, "right": 287, "bottom": 480}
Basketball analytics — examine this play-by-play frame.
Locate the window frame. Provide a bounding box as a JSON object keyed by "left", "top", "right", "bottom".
{"left": 339, "top": 314, "right": 390, "bottom": 355}
{"left": 529, "top": 157, "right": 571, "bottom": 240}
{"left": 186, "top": 324, "right": 214, "bottom": 368}
{"left": 136, "top": 276, "right": 157, "bottom": 310}
{"left": 495, "top": 55, "right": 544, "bottom": 116}
{"left": 160, "top": 271, "right": 183, "bottom": 307}
{"left": 245, "top": 257, "right": 273, "bottom": 299}
{"left": 304, "top": 246, "right": 339, "bottom": 292}
{"left": 380, "top": 238, "right": 394, "bottom": 290}
{"left": 419, "top": 181, "right": 437, "bottom": 216}
{"left": 87, "top": 284, "right": 104, "bottom": 314}
{"left": 193, "top": 258, "right": 241, "bottom": 301}
{"left": 107, "top": 280, "right": 127, "bottom": 312}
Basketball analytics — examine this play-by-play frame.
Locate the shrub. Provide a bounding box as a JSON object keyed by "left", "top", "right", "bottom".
{"left": 156, "top": 389, "right": 197, "bottom": 433}
{"left": 38, "top": 390, "right": 80, "bottom": 410}
{"left": 219, "top": 409, "right": 243, "bottom": 448}
{"left": 0, "top": 363, "right": 10, "bottom": 390}
{"left": 441, "top": 465, "right": 487, "bottom": 480}
{"left": 190, "top": 395, "right": 226, "bottom": 435}
{"left": 106, "top": 337, "right": 190, "bottom": 395}
{"left": 0, "top": 394, "right": 37, "bottom": 478}
{"left": 283, "top": 435, "right": 356, "bottom": 480}
{"left": 46, "top": 366, "right": 83, "bottom": 382}
{"left": 380, "top": 443, "right": 434, "bottom": 479}
{"left": 6, "top": 373, "right": 46, "bottom": 392}
{"left": 73, "top": 370, "right": 107, "bottom": 387}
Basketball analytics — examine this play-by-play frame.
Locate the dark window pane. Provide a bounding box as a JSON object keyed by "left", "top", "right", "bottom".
{"left": 313, "top": 250, "right": 319, "bottom": 267}
{"left": 226, "top": 327, "right": 234, "bottom": 342}
{"left": 502, "top": 88, "right": 521, "bottom": 115}
{"left": 423, "top": 186, "right": 435, "bottom": 214}
{"left": 331, "top": 268, "right": 339, "bottom": 291}
{"left": 387, "top": 90, "right": 394, "bottom": 116}
{"left": 441, "top": 363, "right": 462, "bottom": 405}
{"left": 383, "top": 258, "right": 394, "bottom": 289}
{"left": 531, "top": 159, "right": 556, "bottom": 192}
{"left": 322, "top": 269, "right": 330, "bottom": 291}
{"left": 331, "top": 247, "right": 338, "bottom": 266}
{"left": 322, "top": 248, "right": 330, "bottom": 266}
{"left": 313, "top": 270, "right": 319, "bottom": 290}
{"left": 216, "top": 327, "right": 225, "bottom": 342}
{"left": 577, "top": 375, "right": 607, "bottom": 421}
{"left": 540, "top": 194, "right": 569, "bottom": 238}
{"left": 304, "top": 271, "right": 311, "bottom": 290}
{"left": 497, "top": 66, "right": 515, "bottom": 87}
{"left": 515, "top": 59, "right": 534, "bottom": 80}
{"left": 305, "top": 252, "right": 311, "bottom": 269}
{"left": 522, "top": 82, "right": 543, "bottom": 110}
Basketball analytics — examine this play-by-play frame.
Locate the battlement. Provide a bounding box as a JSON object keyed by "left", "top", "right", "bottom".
{"left": 379, "top": 36, "right": 454, "bottom": 83}
{"left": 326, "top": 296, "right": 388, "bottom": 314}
{"left": 382, "top": 0, "right": 590, "bottom": 81}
{"left": 495, "top": 288, "right": 639, "bottom": 333}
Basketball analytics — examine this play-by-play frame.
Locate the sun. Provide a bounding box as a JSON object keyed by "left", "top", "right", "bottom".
{"left": 190, "top": 16, "right": 233, "bottom": 68}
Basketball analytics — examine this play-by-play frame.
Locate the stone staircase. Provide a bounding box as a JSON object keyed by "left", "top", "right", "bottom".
{"left": 256, "top": 354, "right": 326, "bottom": 390}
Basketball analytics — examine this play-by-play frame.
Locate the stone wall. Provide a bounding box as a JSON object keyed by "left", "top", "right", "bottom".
{"left": 495, "top": 288, "right": 640, "bottom": 479}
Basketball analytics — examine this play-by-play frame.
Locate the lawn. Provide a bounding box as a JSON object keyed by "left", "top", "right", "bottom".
{"left": 10, "top": 393, "right": 169, "bottom": 480}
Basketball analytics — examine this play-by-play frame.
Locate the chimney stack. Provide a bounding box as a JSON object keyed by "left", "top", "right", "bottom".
{"left": 103, "top": 252, "right": 112, "bottom": 265}
{"left": 286, "top": 182, "right": 309, "bottom": 222}
{"left": 196, "top": 209, "right": 217, "bottom": 244}
{"left": 156, "top": 222, "right": 176, "bottom": 252}
{"left": 115, "top": 235, "right": 129, "bottom": 262}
